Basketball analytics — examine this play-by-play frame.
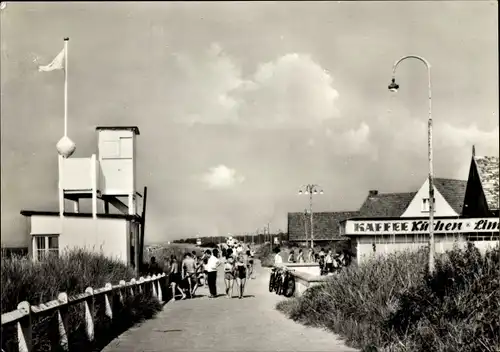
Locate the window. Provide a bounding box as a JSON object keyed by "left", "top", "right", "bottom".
{"left": 421, "top": 198, "right": 436, "bottom": 212}
{"left": 34, "top": 235, "right": 59, "bottom": 261}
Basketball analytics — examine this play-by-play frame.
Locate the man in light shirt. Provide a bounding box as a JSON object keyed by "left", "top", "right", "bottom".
{"left": 274, "top": 247, "right": 283, "bottom": 266}
{"left": 204, "top": 249, "right": 221, "bottom": 298}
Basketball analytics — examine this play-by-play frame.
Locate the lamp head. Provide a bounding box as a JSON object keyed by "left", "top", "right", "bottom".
{"left": 388, "top": 78, "right": 399, "bottom": 93}
{"left": 298, "top": 190, "right": 303, "bottom": 195}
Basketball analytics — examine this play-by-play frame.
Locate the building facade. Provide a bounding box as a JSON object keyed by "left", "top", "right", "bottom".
{"left": 21, "top": 126, "right": 146, "bottom": 269}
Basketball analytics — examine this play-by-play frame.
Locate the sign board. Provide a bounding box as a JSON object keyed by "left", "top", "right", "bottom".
{"left": 344, "top": 218, "right": 499, "bottom": 235}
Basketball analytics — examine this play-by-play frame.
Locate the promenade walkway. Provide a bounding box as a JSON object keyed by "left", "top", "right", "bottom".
{"left": 102, "top": 260, "right": 357, "bottom": 352}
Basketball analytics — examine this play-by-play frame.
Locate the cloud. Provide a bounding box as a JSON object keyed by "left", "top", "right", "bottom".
{"left": 173, "top": 45, "right": 340, "bottom": 128}
{"left": 236, "top": 53, "right": 340, "bottom": 128}
{"left": 201, "top": 165, "right": 245, "bottom": 189}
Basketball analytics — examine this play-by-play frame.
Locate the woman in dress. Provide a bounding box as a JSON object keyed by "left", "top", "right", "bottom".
{"left": 223, "top": 254, "right": 235, "bottom": 298}
{"left": 169, "top": 255, "right": 186, "bottom": 300}
{"left": 235, "top": 253, "right": 248, "bottom": 299}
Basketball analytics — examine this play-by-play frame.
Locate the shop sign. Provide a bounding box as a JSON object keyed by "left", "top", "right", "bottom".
{"left": 344, "top": 218, "right": 499, "bottom": 235}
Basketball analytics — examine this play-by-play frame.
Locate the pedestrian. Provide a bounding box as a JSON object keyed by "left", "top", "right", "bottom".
{"left": 181, "top": 252, "right": 197, "bottom": 298}
{"left": 325, "top": 249, "right": 334, "bottom": 274}
{"left": 204, "top": 249, "right": 221, "bottom": 298}
{"left": 169, "top": 255, "right": 186, "bottom": 300}
{"left": 223, "top": 254, "right": 235, "bottom": 298}
{"left": 287, "top": 250, "right": 296, "bottom": 263}
{"left": 246, "top": 249, "right": 255, "bottom": 279}
{"left": 297, "top": 249, "right": 304, "bottom": 263}
{"left": 235, "top": 252, "right": 248, "bottom": 299}
{"left": 274, "top": 247, "right": 283, "bottom": 266}
{"left": 307, "top": 248, "right": 314, "bottom": 263}
{"left": 148, "top": 256, "right": 161, "bottom": 275}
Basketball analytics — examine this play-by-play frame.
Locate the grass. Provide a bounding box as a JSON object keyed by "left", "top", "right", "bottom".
{"left": 1, "top": 249, "right": 163, "bottom": 352}
{"left": 276, "top": 242, "right": 500, "bottom": 352}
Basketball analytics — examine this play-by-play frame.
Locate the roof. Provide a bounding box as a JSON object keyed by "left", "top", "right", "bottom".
{"left": 288, "top": 211, "right": 358, "bottom": 241}
{"left": 474, "top": 156, "right": 500, "bottom": 211}
{"left": 20, "top": 210, "right": 140, "bottom": 221}
{"left": 357, "top": 192, "right": 416, "bottom": 218}
{"left": 95, "top": 126, "right": 140, "bottom": 135}
{"left": 433, "top": 178, "right": 468, "bottom": 214}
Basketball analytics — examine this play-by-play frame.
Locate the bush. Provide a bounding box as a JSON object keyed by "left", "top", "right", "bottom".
{"left": 1, "top": 249, "right": 162, "bottom": 352}
{"left": 277, "top": 243, "right": 500, "bottom": 352}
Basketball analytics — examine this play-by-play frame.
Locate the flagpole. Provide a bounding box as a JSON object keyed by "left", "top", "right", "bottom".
{"left": 64, "top": 37, "right": 69, "bottom": 137}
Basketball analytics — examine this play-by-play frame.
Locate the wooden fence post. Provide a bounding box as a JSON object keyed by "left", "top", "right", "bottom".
{"left": 157, "top": 274, "right": 163, "bottom": 302}
{"left": 138, "top": 277, "right": 144, "bottom": 294}
{"left": 57, "top": 293, "right": 69, "bottom": 351}
{"left": 104, "top": 283, "right": 113, "bottom": 320}
{"left": 151, "top": 275, "right": 158, "bottom": 299}
{"left": 129, "top": 279, "right": 136, "bottom": 296}
{"left": 16, "top": 301, "right": 32, "bottom": 352}
{"left": 118, "top": 280, "right": 126, "bottom": 304}
{"left": 84, "top": 287, "right": 94, "bottom": 341}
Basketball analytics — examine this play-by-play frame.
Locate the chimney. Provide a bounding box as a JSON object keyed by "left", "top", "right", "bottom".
{"left": 472, "top": 144, "right": 475, "bottom": 157}
{"left": 368, "top": 190, "right": 378, "bottom": 197}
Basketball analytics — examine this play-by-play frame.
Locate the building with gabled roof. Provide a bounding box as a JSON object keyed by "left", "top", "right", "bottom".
{"left": 358, "top": 190, "right": 416, "bottom": 218}
{"left": 463, "top": 146, "right": 499, "bottom": 217}
{"left": 400, "top": 177, "right": 467, "bottom": 218}
{"left": 288, "top": 211, "right": 358, "bottom": 244}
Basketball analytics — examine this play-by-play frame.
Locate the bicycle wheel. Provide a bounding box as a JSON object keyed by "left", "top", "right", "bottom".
{"left": 268, "top": 272, "right": 275, "bottom": 292}
{"left": 283, "top": 275, "right": 296, "bottom": 297}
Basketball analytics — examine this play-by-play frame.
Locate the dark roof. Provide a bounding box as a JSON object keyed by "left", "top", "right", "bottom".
{"left": 288, "top": 211, "right": 358, "bottom": 242}
{"left": 474, "top": 156, "right": 499, "bottom": 211}
{"left": 20, "top": 210, "right": 140, "bottom": 221}
{"left": 357, "top": 192, "right": 416, "bottom": 218}
{"left": 433, "top": 178, "right": 468, "bottom": 214}
{"left": 95, "top": 126, "right": 140, "bottom": 135}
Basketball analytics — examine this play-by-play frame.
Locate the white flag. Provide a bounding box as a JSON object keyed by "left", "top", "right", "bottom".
{"left": 38, "top": 48, "right": 65, "bottom": 72}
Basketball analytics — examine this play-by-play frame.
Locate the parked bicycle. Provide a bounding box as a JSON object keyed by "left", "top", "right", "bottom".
{"left": 268, "top": 267, "right": 295, "bottom": 297}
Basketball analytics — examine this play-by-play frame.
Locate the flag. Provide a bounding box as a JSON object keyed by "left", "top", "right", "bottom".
{"left": 38, "top": 48, "right": 65, "bottom": 72}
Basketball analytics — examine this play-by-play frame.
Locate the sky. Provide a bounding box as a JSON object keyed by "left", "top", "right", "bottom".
{"left": 1, "top": 1, "right": 498, "bottom": 246}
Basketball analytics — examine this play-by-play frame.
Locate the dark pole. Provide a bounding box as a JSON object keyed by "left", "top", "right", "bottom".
{"left": 139, "top": 186, "right": 148, "bottom": 274}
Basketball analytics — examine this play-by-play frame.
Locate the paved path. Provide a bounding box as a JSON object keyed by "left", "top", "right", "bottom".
{"left": 102, "top": 260, "right": 358, "bottom": 352}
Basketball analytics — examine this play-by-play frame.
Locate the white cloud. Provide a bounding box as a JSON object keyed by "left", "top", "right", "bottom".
{"left": 236, "top": 53, "right": 340, "bottom": 128}
{"left": 201, "top": 165, "right": 245, "bottom": 189}
{"left": 173, "top": 45, "right": 340, "bottom": 128}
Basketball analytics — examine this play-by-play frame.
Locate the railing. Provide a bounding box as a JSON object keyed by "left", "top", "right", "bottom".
{"left": 1, "top": 273, "right": 166, "bottom": 352}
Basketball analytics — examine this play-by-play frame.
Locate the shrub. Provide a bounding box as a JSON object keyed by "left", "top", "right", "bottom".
{"left": 277, "top": 243, "right": 500, "bottom": 351}
{"left": 1, "top": 249, "right": 162, "bottom": 352}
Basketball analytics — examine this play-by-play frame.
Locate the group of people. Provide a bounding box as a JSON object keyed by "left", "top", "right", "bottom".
{"left": 148, "top": 240, "right": 256, "bottom": 301}
{"left": 274, "top": 247, "right": 351, "bottom": 275}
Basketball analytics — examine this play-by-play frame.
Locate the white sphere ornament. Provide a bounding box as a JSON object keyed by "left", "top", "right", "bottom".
{"left": 56, "top": 136, "right": 76, "bottom": 158}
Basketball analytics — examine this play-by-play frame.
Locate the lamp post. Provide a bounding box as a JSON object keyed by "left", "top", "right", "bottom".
{"left": 388, "top": 55, "right": 435, "bottom": 274}
{"left": 298, "top": 184, "right": 324, "bottom": 249}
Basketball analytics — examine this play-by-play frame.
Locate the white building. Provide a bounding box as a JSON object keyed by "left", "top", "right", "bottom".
{"left": 341, "top": 149, "right": 499, "bottom": 264}
{"left": 21, "top": 126, "right": 146, "bottom": 270}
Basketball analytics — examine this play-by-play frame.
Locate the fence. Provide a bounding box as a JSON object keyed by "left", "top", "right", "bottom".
{"left": 1, "top": 273, "right": 166, "bottom": 352}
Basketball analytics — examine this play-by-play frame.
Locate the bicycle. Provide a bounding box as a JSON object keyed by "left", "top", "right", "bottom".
{"left": 269, "top": 267, "right": 278, "bottom": 292}
{"left": 281, "top": 268, "right": 296, "bottom": 297}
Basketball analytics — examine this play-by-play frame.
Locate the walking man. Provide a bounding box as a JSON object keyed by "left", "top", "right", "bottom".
{"left": 204, "top": 249, "right": 221, "bottom": 298}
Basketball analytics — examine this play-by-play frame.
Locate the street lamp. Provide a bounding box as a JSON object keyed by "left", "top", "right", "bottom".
{"left": 388, "top": 55, "right": 435, "bottom": 274}
{"left": 298, "top": 184, "right": 324, "bottom": 249}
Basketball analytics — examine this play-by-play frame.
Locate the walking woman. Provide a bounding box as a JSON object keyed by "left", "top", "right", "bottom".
{"left": 246, "top": 250, "right": 254, "bottom": 279}
{"left": 235, "top": 253, "right": 248, "bottom": 299}
{"left": 169, "top": 255, "right": 186, "bottom": 300}
{"left": 223, "top": 254, "right": 235, "bottom": 298}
